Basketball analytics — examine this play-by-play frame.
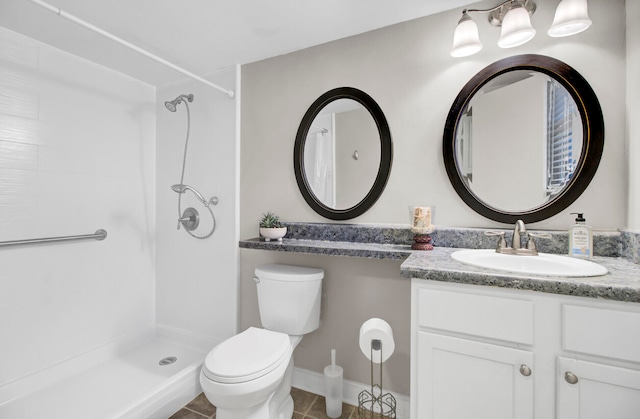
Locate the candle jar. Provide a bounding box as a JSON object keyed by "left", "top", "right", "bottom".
{"left": 409, "top": 206, "right": 434, "bottom": 250}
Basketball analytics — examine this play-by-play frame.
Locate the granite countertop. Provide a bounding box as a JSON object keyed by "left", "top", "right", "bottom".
{"left": 239, "top": 223, "right": 640, "bottom": 303}
{"left": 401, "top": 247, "right": 640, "bottom": 303}
{"left": 239, "top": 237, "right": 413, "bottom": 260}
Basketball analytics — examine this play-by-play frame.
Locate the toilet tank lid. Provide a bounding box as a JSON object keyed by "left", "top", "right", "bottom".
{"left": 255, "top": 264, "right": 324, "bottom": 281}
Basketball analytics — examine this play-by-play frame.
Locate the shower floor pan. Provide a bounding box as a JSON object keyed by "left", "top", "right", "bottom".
{"left": 0, "top": 331, "right": 212, "bottom": 419}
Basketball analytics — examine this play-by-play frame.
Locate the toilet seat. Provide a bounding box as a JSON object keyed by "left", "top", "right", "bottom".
{"left": 202, "top": 327, "right": 291, "bottom": 384}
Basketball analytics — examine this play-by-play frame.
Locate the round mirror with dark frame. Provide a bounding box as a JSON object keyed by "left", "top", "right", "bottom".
{"left": 294, "top": 87, "right": 393, "bottom": 220}
{"left": 443, "top": 54, "right": 604, "bottom": 224}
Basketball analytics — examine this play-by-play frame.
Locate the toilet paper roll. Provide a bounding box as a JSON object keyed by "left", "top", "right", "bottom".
{"left": 359, "top": 318, "right": 395, "bottom": 364}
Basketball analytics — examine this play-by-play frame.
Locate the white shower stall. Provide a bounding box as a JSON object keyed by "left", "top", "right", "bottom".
{"left": 0, "top": 24, "right": 239, "bottom": 418}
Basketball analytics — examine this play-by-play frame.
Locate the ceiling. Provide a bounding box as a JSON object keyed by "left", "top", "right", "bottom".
{"left": 0, "top": 0, "right": 473, "bottom": 87}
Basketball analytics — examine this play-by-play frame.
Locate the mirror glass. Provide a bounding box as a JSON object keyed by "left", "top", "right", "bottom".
{"left": 443, "top": 55, "right": 604, "bottom": 224}
{"left": 294, "top": 87, "right": 393, "bottom": 220}
{"left": 303, "top": 99, "right": 381, "bottom": 209}
{"left": 455, "top": 70, "right": 582, "bottom": 212}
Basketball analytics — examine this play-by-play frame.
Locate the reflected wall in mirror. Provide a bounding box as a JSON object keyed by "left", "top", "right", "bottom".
{"left": 294, "top": 87, "right": 392, "bottom": 220}
{"left": 457, "top": 70, "right": 583, "bottom": 211}
{"left": 303, "top": 99, "right": 381, "bottom": 209}
{"left": 443, "top": 55, "right": 604, "bottom": 223}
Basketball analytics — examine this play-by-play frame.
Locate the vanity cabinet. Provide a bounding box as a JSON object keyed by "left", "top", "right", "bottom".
{"left": 556, "top": 357, "right": 640, "bottom": 418}
{"left": 417, "top": 332, "right": 534, "bottom": 419}
{"left": 410, "top": 279, "right": 640, "bottom": 419}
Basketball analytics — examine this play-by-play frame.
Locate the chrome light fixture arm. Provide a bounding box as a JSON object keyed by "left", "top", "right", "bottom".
{"left": 451, "top": 0, "right": 591, "bottom": 57}
{"left": 451, "top": 0, "right": 537, "bottom": 57}
{"left": 462, "top": 0, "right": 536, "bottom": 27}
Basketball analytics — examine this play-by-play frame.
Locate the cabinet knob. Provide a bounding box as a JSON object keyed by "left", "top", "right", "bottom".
{"left": 565, "top": 371, "right": 579, "bottom": 385}
{"left": 519, "top": 364, "right": 532, "bottom": 377}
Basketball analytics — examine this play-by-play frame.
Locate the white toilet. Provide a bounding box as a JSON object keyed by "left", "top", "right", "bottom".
{"left": 200, "top": 264, "right": 324, "bottom": 419}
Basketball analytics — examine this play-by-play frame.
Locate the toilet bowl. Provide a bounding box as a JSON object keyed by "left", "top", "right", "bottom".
{"left": 200, "top": 327, "right": 300, "bottom": 418}
{"left": 199, "top": 264, "right": 324, "bottom": 419}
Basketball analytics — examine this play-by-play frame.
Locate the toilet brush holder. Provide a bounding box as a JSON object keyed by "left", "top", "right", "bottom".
{"left": 324, "top": 349, "right": 343, "bottom": 418}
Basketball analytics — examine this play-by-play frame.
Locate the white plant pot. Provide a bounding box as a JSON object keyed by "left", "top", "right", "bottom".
{"left": 259, "top": 227, "right": 287, "bottom": 242}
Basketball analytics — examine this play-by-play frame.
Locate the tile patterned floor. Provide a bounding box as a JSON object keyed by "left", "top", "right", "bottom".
{"left": 169, "top": 387, "right": 362, "bottom": 419}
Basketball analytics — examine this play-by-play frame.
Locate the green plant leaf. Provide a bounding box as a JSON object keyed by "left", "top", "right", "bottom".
{"left": 259, "top": 212, "right": 283, "bottom": 228}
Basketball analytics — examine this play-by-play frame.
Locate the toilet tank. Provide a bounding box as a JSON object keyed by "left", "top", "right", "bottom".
{"left": 254, "top": 264, "right": 324, "bottom": 335}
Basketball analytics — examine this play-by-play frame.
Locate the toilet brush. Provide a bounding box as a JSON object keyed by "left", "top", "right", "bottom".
{"left": 324, "top": 349, "right": 343, "bottom": 418}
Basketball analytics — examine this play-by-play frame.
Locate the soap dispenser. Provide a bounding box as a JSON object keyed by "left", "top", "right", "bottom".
{"left": 569, "top": 213, "right": 593, "bottom": 260}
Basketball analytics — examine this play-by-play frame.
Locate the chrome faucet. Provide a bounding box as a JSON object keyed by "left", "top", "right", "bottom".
{"left": 485, "top": 220, "right": 552, "bottom": 256}
{"left": 512, "top": 220, "right": 527, "bottom": 250}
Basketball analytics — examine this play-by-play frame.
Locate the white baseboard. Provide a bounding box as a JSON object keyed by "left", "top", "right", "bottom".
{"left": 292, "top": 367, "right": 410, "bottom": 419}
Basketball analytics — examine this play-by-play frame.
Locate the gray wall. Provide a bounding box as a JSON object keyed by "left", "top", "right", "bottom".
{"left": 239, "top": 251, "right": 409, "bottom": 393}
{"left": 471, "top": 76, "right": 547, "bottom": 210}
{"left": 335, "top": 108, "right": 380, "bottom": 209}
{"left": 239, "top": 0, "right": 628, "bottom": 394}
{"left": 628, "top": 0, "right": 640, "bottom": 232}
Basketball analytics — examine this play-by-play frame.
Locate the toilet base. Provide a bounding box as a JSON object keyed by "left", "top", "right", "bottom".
{"left": 214, "top": 393, "right": 293, "bottom": 419}
{"left": 215, "top": 396, "right": 271, "bottom": 419}
{"left": 202, "top": 335, "right": 303, "bottom": 419}
{"left": 268, "top": 356, "right": 294, "bottom": 419}
{"left": 275, "top": 395, "right": 293, "bottom": 419}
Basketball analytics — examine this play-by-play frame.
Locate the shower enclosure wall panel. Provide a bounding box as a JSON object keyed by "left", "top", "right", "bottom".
{"left": 0, "top": 24, "right": 156, "bottom": 403}
{"left": 155, "top": 67, "right": 239, "bottom": 343}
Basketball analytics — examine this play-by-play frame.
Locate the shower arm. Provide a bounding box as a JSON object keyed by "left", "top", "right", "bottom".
{"left": 27, "top": 0, "right": 235, "bottom": 99}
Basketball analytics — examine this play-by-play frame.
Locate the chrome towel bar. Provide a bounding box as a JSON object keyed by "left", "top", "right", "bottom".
{"left": 0, "top": 229, "right": 107, "bottom": 248}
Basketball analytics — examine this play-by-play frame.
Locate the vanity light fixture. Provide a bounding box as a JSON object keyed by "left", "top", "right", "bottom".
{"left": 450, "top": 0, "right": 591, "bottom": 58}
{"left": 548, "top": 0, "right": 592, "bottom": 37}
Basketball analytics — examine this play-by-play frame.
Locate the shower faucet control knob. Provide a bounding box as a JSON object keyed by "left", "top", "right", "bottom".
{"left": 177, "top": 207, "right": 200, "bottom": 231}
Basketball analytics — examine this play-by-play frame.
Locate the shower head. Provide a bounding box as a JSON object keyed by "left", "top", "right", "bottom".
{"left": 171, "top": 184, "right": 187, "bottom": 193}
{"left": 164, "top": 93, "right": 194, "bottom": 112}
{"left": 165, "top": 101, "right": 177, "bottom": 112}
{"left": 171, "top": 183, "right": 207, "bottom": 205}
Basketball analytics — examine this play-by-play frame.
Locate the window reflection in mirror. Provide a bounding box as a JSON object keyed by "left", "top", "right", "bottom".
{"left": 455, "top": 71, "right": 582, "bottom": 212}
{"left": 302, "top": 99, "right": 381, "bottom": 210}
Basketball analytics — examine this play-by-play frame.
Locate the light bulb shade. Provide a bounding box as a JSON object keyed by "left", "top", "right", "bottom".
{"left": 450, "top": 13, "right": 483, "bottom": 57}
{"left": 498, "top": 4, "right": 536, "bottom": 48}
{"left": 548, "top": 0, "right": 592, "bottom": 37}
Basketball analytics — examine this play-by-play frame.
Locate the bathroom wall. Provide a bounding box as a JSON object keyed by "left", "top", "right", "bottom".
{"left": 239, "top": 0, "right": 628, "bottom": 395}
{"left": 155, "top": 67, "right": 239, "bottom": 342}
{"left": 335, "top": 108, "right": 380, "bottom": 209}
{"left": 628, "top": 0, "right": 640, "bottom": 232}
{"left": 239, "top": 250, "right": 410, "bottom": 394}
{"left": 241, "top": 0, "right": 626, "bottom": 232}
{"left": 0, "top": 26, "right": 156, "bottom": 387}
{"left": 471, "top": 76, "right": 547, "bottom": 210}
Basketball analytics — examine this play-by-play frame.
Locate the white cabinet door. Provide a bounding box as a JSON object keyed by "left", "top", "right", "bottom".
{"left": 417, "top": 332, "right": 534, "bottom": 419}
{"left": 557, "top": 357, "right": 640, "bottom": 419}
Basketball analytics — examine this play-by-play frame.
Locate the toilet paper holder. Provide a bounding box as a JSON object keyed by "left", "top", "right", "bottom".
{"left": 357, "top": 339, "right": 397, "bottom": 419}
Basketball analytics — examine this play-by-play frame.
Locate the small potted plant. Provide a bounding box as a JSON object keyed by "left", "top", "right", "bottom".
{"left": 259, "top": 212, "right": 287, "bottom": 242}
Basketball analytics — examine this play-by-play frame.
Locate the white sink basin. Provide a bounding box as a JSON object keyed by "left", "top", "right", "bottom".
{"left": 451, "top": 249, "right": 608, "bottom": 277}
